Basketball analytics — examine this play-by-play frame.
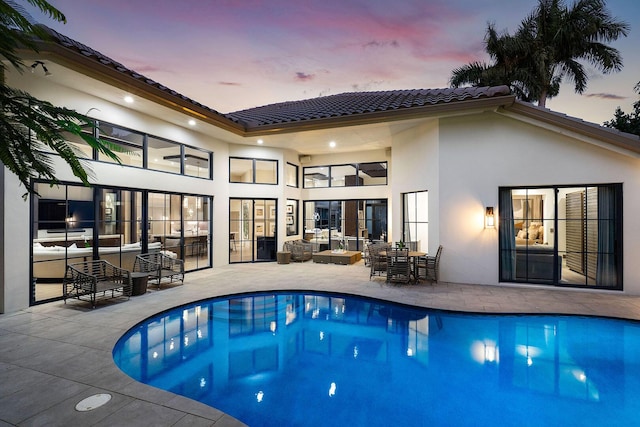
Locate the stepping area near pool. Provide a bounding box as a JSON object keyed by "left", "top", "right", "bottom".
{"left": 2, "top": 260, "right": 640, "bottom": 426}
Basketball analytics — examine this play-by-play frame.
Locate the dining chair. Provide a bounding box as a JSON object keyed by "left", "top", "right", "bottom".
{"left": 418, "top": 245, "right": 442, "bottom": 284}
{"left": 369, "top": 242, "right": 390, "bottom": 279}
{"left": 386, "top": 248, "right": 411, "bottom": 284}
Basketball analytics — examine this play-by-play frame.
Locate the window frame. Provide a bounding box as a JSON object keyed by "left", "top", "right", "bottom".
{"left": 402, "top": 190, "right": 428, "bottom": 252}
{"left": 229, "top": 157, "right": 279, "bottom": 185}
{"left": 63, "top": 120, "right": 213, "bottom": 180}
{"left": 303, "top": 162, "right": 387, "bottom": 188}
{"left": 498, "top": 184, "right": 623, "bottom": 290}
{"left": 285, "top": 162, "right": 299, "bottom": 188}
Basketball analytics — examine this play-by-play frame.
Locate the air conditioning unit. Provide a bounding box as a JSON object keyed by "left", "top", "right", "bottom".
{"left": 299, "top": 155, "right": 312, "bottom": 164}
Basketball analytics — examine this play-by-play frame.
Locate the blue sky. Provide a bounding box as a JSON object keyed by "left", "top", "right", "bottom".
{"left": 25, "top": 0, "right": 640, "bottom": 125}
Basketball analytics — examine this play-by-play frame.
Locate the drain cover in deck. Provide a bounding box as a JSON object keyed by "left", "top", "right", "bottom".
{"left": 75, "top": 393, "right": 112, "bottom": 411}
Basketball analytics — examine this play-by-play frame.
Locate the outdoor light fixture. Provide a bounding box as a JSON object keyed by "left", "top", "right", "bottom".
{"left": 485, "top": 206, "right": 495, "bottom": 228}
{"left": 30, "top": 61, "right": 51, "bottom": 76}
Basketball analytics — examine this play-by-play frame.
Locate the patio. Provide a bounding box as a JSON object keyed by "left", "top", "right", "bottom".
{"left": 2, "top": 260, "right": 640, "bottom": 426}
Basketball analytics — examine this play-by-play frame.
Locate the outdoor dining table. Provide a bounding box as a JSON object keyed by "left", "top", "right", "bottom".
{"left": 380, "top": 250, "right": 427, "bottom": 283}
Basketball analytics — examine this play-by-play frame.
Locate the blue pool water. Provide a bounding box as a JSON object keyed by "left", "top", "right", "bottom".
{"left": 113, "top": 291, "right": 640, "bottom": 427}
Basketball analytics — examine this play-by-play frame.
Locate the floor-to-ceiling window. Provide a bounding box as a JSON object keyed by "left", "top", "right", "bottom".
{"left": 303, "top": 199, "right": 387, "bottom": 252}
{"left": 402, "top": 191, "right": 428, "bottom": 252}
{"left": 149, "top": 192, "right": 211, "bottom": 271}
{"left": 499, "top": 185, "right": 622, "bottom": 289}
{"left": 31, "top": 182, "right": 212, "bottom": 305}
{"left": 230, "top": 198, "right": 277, "bottom": 263}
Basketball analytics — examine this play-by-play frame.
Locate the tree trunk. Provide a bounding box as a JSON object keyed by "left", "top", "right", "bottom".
{"left": 538, "top": 90, "right": 547, "bottom": 108}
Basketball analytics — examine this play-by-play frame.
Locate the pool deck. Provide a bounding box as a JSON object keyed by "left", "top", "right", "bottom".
{"left": 3, "top": 260, "right": 640, "bottom": 426}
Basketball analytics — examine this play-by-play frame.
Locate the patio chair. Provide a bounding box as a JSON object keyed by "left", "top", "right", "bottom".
{"left": 133, "top": 252, "right": 184, "bottom": 287}
{"left": 283, "top": 240, "right": 312, "bottom": 262}
{"left": 417, "top": 245, "right": 443, "bottom": 284}
{"left": 386, "top": 248, "right": 411, "bottom": 284}
{"left": 369, "top": 242, "right": 390, "bottom": 279}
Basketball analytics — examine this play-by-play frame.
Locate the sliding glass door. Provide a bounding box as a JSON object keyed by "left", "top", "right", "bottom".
{"left": 303, "top": 199, "right": 387, "bottom": 252}
{"left": 499, "top": 184, "right": 622, "bottom": 289}
{"left": 31, "top": 182, "right": 212, "bottom": 305}
{"left": 230, "top": 198, "right": 277, "bottom": 263}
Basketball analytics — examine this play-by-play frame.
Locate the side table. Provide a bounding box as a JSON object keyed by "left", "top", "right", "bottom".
{"left": 277, "top": 251, "right": 291, "bottom": 264}
{"left": 131, "top": 272, "right": 149, "bottom": 296}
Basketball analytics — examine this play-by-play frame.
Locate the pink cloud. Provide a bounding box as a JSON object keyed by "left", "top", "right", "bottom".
{"left": 295, "top": 72, "right": 315, "bottom": 82}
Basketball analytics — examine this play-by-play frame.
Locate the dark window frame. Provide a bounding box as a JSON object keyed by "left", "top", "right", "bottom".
{"left": 285, "top": 162, "right": 299, "bottom": 188}
{"left": 303, "top": 161, "right": 388, "bottom": 188}
{"left": 229, "top": 157, "right": 279, "bottom": 185}
{"left": 63, "top": 119, "right": 213, "bottom": 180}
{"left": 498, "top": 184, "right": 623, "bottom": 290}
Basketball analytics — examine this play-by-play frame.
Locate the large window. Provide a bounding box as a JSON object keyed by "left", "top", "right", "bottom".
{"left": 303, "top": 199, "right": 387, "bottom": 251}
{"left": 31, "top": 182, "right": 212, "bottom": 305}
{"left": 148, "top": 136, "right": 181, "bottom": 174}
{"left": 402, "top": 191, "right": 428, "bottom": 252}
{"left": 97, "top": 122, "right": 144, "bottom": 167}
{"left": 62, "top": 120, "right": 213, "bottom": 179}
{"left": 230, "top": 157, "right": 278, "bottom": 184}
{"left": 499, "top": 185, "right": 622, "bottom": 289}
{"left": 303, "top": 162, "right": 387, "bottom": 188}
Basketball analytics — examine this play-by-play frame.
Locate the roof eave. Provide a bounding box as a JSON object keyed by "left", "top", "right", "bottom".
{"left": 502, "top": 101, "right": 640, "bottom": 155}
{"left": 25, "top": 40, "right": 247, "bottom": 135}
{"left": 242, "top": 95, "right": 517, "bottom": 136}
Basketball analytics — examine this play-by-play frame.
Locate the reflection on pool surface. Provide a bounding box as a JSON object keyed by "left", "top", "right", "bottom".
{"left": 113, "top": 291, "right": 640, "bottom": 427}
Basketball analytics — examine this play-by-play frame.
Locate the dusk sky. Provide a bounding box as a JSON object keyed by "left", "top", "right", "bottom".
{"left": 26, "top": 0, "right": 640, "bottom": 125}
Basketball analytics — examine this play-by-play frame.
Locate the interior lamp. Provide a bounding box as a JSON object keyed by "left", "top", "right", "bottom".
{"left": 485, "top": 206, "right": 495, "bottom": 228}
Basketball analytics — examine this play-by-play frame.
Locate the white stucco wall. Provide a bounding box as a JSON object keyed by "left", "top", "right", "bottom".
{"left": 433, "top": 111, "right": 640, "bottom": 293}
{"left": 1, "top": 172, "right": 31, "bottom": 313}
{"left": 390, "top": 120, "right": 439, "bottom": 251}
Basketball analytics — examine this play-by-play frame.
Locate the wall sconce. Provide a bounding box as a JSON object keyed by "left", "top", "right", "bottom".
{"left": 485, "top": 206, "right": 495, "bottom": 228}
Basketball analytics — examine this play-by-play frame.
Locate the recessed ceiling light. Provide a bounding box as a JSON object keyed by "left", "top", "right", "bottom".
{"left": 188, "top": 119, "right": 196, "bottom": 126}
{"left": 124, "top": 95, "right": 134, "bottom": 103}
{"left": 257, "top": 139, "right": 264, "bottom": 145}
{"left": 329, "top": 141, "right": 336, "bottom": 148}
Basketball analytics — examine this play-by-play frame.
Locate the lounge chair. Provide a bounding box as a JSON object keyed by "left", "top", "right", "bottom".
{"left": 133, "top": 252, "right": 184, "bottom": 287}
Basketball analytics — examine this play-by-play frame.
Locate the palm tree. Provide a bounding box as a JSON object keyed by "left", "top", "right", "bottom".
{"left": 451, "top": 0, "right": 629, "bottom": 108}
{"left": 1, "top": 0, "right": 121, "bottom": 197}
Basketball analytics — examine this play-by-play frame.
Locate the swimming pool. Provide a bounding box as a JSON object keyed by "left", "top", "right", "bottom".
{"left": 113, "top": 291, "right": 640, "bottom": 426}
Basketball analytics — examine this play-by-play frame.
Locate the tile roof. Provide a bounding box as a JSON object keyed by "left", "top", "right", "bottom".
{"left": 32, "top": 25, "right": 639, "bottom": 152}
{"left": 225, "top": 86, "right": 512, "bottom": 127}
{"left": 36, "top": 25, "right": 513, "bottom": 131}
{"left": 36, "top": 25, "right": 232, "bottom": 123}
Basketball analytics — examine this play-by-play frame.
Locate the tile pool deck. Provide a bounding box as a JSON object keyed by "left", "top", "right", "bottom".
{"left": 2, "top": 260, "right": 640, "bottom": 426}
